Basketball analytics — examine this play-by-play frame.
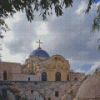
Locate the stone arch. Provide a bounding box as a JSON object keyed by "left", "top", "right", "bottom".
{"left": 33, "top": 91, "right": 44, "bottom": 100}
{"left": 55, "top": 72, "right": 61, "bottom": 81}
{"left": 51, "top": 55, "right": 66, "bottom": 62}
{"left": 42, "top": 72, "right": 47, "bottom": 81}
{"left": 2, "top": 89, "right": 7, "bottom": 99}
{"left": 0, "top": 85, "right": 17, "bottom": 100}
{"left": 3, "top": 71, "right": 7, "bottom": 80}
{"left": 20, "top": 88, "right": 44, "bottom": 100}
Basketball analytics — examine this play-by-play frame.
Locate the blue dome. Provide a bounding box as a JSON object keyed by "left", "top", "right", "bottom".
{"left": 30, "top": 47, "right": 50, "bottom": 58}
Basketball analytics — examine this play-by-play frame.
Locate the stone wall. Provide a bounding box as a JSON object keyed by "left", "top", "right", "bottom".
{"left": 0, "top": 81, "right": 83, "bottom": 100}
{"left": 70, "top": 73, "right": 85, "bottom": 81}
{"left": 0, "top": 62, "right": 22, "bottom": 81}
{"left": 24, "top": 74, "right": 39, "bottom": 81}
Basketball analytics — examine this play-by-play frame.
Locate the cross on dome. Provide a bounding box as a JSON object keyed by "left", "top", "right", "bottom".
{"left": 36, "top": 40, "right": 43, "bottom": 48}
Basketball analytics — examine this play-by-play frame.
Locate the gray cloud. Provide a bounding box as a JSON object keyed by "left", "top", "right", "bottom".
{"left": 3, "top": 0, "right": 100, "bottom": 66}
{"left": 47, "top": 0, "right": 100, "bottom": 62}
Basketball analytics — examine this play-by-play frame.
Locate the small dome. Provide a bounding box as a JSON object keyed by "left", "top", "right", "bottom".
{"left": 75, "top": 74, "right": 100, "bottom": 100}
{"left": 30, "top": 47, "right": 50, "bottom": 58}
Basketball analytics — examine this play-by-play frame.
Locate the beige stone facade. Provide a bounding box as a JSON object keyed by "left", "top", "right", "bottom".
{"left": 0, "top": 62, "right": 23, "bottom": 81}
{"left": 23, "top": 55, "right": 85, "bottom": 82}
{"left": 0, "top": 47, "right": 85, "bottom": 82}
{"left": 0, "top": 46, "right": 86, "bottom": 100}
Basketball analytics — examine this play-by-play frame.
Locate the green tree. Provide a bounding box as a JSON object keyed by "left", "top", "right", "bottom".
{"left": 0, "top": 0, "right": 96, "bottom": 38}
{"left": 92, "top": 4, "right": 100, "bottom": 51}
{"left": 92, "top": 5, "right": 100, "bottom": 32}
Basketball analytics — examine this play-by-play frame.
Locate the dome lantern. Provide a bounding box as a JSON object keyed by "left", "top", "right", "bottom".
{"left": 30, "top": 40, "right": 50, "bottom": 58}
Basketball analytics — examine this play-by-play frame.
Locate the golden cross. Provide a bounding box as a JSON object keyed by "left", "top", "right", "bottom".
{"left": 36, "top": 40, "right": 43, "bottom": 48}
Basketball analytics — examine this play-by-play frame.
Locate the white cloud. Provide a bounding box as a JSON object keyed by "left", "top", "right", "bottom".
{"left": 76, "top": 68, "right": 85, "bottom": 73}
{"left": 90, "top": 61, "right": 100, "bottom": 71}
{"left": 75, "top": 0, "right": 97, "bottom": 19}
{"left": 75, "top": 1, "right": 87, "bottom": 18}
{"left": 35, "top": 22, "right": 49, "bottom": 35}
{"left": 32, "top": 40, "right": 39, "bottom": 50}
{"left": 96, "top": 1, "right": 100, "bottom": 9}
{"left": 1, "top": 44, "right": 25, "bottom": 63}
{"left": 5, "top": 12, "right": 22, "bottom": 27}
{"left": 0, "top": 0, "right": 100, "bottom": 74}
{"left": 83, "top": 61, "right": 100, "bottom": 75}
{"left": 67, "top": 58, "right": 74, "bottom": 64}
{"left": 3, "top": 31, "right": 14, "bottom": 43}
{"left": 2, "top": 12, "right": 24, "bottom": 43}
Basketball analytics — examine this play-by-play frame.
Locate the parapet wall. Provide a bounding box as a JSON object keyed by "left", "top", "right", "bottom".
{"left": 0, "top": 81, "right": 83, "bottom": 100}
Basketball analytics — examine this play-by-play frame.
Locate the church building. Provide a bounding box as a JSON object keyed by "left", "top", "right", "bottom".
{"left": 0, "top": 40, "right": 85, "bottom": 81}
{"left": 0, "top": 40, "right": 87, "bottom": 100}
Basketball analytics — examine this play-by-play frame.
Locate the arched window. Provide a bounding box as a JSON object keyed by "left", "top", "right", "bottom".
{"left": 75, "top": 77, "right": 77, "bottom": 80}
{"left": 55, "top": 57, "right": 57, "bottom": 61}
{"left": 55, "top": 91, "right": 59, "bottom": 97}
{"left": 2, "top": 89, "right": 7, "bottom": 99}
{"left": 42, "top": 72, "right": 47, "bottom": 81}
{"left": 31, "top": 90, "right": 33, "bottom": 93}
{"left": 3, "top": 71, "right": 7, "bottom": 80}
{"left": 28, "top": 77, "right": 30, "bottom": 81}
{"left": 67, "top": 74, "right": 69, "bottom": 81}
{"left": 55, "top": 72, "right": 61, "bottom": 81}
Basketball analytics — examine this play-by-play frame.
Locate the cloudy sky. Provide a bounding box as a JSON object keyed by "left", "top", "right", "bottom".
{"left": 0, "top": 0, "right": 100, "bottom": 74}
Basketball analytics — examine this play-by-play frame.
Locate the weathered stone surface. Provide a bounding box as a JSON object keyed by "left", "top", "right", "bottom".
{"left": 74, "top": 73, "right": 100, "bottom": 100}
{"left": 0, "top": 81, "right": 83, "bottom": 100}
